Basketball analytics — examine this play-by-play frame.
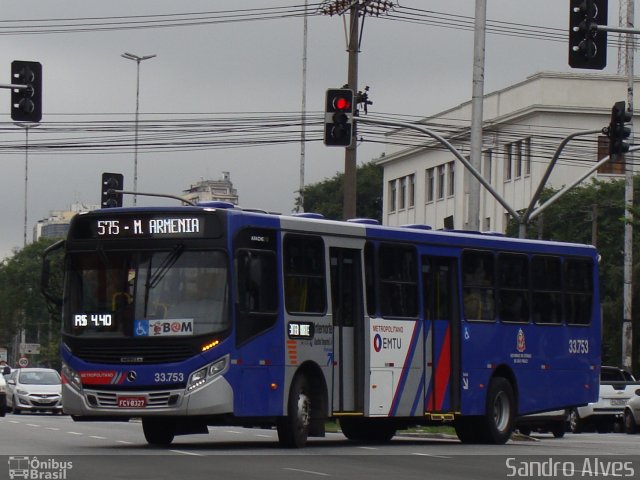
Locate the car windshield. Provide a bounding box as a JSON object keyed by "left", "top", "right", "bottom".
{"left": 63, "top": 249, "right": 230, "bottom": 338}
{"left": 19, "top": 371, "right": 60, "bottom": 385}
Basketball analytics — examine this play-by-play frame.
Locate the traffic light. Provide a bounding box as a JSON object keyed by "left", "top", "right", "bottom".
{"left": 324, "top": 88, "right": 355, "bottom": 147}
{"left": 607, "top": 101, "right": 632, "bottom": 157}
{"left": 568, "top": 0, "right": 608, "bottom": 70}
{"left": 101, "top": 172, "right": 124, "bottom": 208}
{"left": 11, "top": 60, "right": 42, "bottom": 122}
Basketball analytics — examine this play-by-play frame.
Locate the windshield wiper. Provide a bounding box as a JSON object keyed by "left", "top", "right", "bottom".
{"left": 143, "top": 244, "right": 185, "bottom": 317}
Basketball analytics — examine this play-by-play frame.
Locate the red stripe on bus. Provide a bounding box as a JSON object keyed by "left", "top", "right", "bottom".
{"left": 434, "top": 325, "right": 451, "bottom": 410}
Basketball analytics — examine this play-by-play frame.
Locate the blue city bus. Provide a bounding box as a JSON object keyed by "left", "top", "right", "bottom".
{"left": 42, "top": 202, "right": 600, "bottom": 447}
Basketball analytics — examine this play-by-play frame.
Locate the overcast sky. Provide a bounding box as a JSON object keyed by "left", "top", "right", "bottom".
{"left": 0, "top": 0, "right": 629, "bottom": 259}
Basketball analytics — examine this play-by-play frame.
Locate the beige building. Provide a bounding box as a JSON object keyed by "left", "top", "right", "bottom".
{"left": 379, "top": 72, "right": 636, "bottom": 232}
{"left": 182, "top": 172, "right": 239, "bottom": 206}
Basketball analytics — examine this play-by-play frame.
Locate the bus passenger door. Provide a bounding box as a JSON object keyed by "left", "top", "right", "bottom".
{"left": 422, "top": 256, "right": 460, "bottom": 414}
{"left": 330, "top": 248, "right": 364, "bottom": 413}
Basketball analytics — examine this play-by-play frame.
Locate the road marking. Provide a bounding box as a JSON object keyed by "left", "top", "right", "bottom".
{"left": 26, "top": 424, "right": 41, "bottom": 427}
{"left": 89, "top": 435, "right": 107, "bottom": 440}
{"left": 411, "top": 453, "right": 452, "bottom": 459}
{"left": 225, "top": 430, "right": 242, "bottom": 434}
{"left": 116, "top": 440, "right": 133, "bottom": 445}
{"left": 170, "top": 450, "right": 203, "bottom": 456}
{"left": 358, "top": 446, "right": 378, "bottom": 450}
{"left": 67, "top": 431, "right": 83, "bottom": 435}
{"left": 284, "top": 468, "right": 330, "bottom": 477}
{"left": 45, "top": 427, "right": 60, "bottom": 431}
{"left": 255, "top": 434, "right": 272, "bottom": 438}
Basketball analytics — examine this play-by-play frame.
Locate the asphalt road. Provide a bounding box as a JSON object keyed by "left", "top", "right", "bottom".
{"left": 1, "top": 414, "right": 639, "bottom": 480}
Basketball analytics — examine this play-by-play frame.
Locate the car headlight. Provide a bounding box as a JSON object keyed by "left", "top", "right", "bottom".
{"left": 16, "top": 389, "right": 29, "bottom": 396}
{"left": 186, "top": 355, "right": 228, "bottom": 393}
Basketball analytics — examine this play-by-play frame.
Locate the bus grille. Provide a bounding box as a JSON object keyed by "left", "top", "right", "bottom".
{"left": 86, "top": 390, "right": 179, "bottom": 409}
{"left": 73, "top": 344, "right": 196, "bottom": 364}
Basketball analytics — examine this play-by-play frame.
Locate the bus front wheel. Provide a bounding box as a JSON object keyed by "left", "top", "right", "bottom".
{"left": 142, "top": 417, "right": 176, "bottom": 446}
{"left": 277, "top": 374, "right": 311, "bottom": 448}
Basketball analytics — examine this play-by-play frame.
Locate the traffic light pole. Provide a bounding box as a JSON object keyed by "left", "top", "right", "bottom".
{"left": 343, "top": 4, "right": 359, "bottom": 220}
{"left": 621, "top": 0, "right": 634, "bottom": 372}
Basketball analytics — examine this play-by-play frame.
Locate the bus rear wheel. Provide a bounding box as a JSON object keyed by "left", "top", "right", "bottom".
{"left": 482, "top": 377, "right": 515, "bottom": 444}
{"left": 142, "top": 417, "right": 176, "bottom": 446}
{"left": 277, "top": 374, "right": 311, "bottom": 448}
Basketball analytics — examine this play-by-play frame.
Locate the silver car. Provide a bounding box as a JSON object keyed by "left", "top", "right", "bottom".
{"left": 6, "top": 368, "right": 63, "bottom": 414}
{"left": 623, "top": 389, "right": 640, "bottom": 434}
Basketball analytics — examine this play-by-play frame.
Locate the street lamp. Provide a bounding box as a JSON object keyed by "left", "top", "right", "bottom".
{"left": 14, "top": 122, "right": 39, "bottom": 247}
{"left": 121, "top": 52, "right": 156, "bottom": 206}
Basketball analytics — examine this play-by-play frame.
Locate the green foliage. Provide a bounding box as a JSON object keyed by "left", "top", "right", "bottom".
{"left": 507, "top": 177, "right": 640, "bottom": 373}
{"left": 0, "top": 238, "right": 64, "bottom": 369}
{"left": 302, "top": 161, "right": 383, "bottom": 221}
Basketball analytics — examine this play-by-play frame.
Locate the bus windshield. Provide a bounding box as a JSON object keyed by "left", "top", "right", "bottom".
{"left": 63, "top": 249, "right": 229, "bottom": 338}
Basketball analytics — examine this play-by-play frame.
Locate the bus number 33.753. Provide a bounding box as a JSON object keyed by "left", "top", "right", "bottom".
{"left": 569, "top": 339, "right": 589, "bottom": 354}
{"left": 154, "top": 372, "right": 184, "bottom": 383}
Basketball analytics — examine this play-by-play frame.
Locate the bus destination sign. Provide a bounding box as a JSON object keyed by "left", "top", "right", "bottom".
{"left": 94, "top": 216, "right": 204, "bottom": 239}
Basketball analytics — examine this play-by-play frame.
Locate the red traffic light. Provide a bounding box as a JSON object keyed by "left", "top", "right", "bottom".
{"left": 333, "top": 97, "right": 351, "bottom": 111}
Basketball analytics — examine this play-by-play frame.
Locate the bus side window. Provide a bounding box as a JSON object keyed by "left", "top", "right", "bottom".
{"left": 497, "top": 253, "right": 529, "bottom": 323}
{"left": 236, "top": 249, "right": 278, "bottom": 345}
{"left": 283, "top": 235, "right": 326, "bottom": 315}
{"left": 532, "top": 255, "right": 562, "bottom": 324}
{"left": 462, "top": 250, "right": 495, "bottom": 321}
{"left": 379, "top": 244, "right": 418, "bottom": 318}
{"left": 564, "top": 258, "right": 593, "bottom": 325}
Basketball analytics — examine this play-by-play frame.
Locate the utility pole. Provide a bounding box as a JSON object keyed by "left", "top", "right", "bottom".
{"left": 467, "top": 0, "right": 487, "bottom": 231}
{"left": 621, "top": 0, "right": 634, "bottom": 371}
{"left": 297, "top": 0, "right": 309, "bottom": 213}
{"left": 343, "top": 4, "right": 359, "bottom": 220}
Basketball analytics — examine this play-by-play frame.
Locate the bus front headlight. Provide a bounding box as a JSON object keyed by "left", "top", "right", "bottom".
{"left": 186, "top": 355, "right": 228, "bottom": 393}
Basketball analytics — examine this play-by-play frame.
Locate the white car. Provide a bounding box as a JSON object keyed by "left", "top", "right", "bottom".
{"left": 569, "top": 366, "right": 639, "bottom": 433}
{"left": 623, "top": 389, "right": 640, "bottom": 434}
{"left": 6, "top": 368, "right": 63, "bottom": 414}
{"left": 0, "top": 374, "right": 7, "bottom": 417}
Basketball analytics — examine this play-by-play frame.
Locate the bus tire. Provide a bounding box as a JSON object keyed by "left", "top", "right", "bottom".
{"left": 277, "top": 374, "right": 311, "bottom": 448}
{"left": 142, "top": 417, "right": 176, "bottom": 446}
{"left": 482, "top": 376, "right": 515, "bottom": 444}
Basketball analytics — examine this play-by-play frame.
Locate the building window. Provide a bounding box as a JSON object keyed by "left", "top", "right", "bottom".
{"left": 447, "top": 162, "right": 455, "bottom": 197}
{"left": 408, "top": 174, "right": 415, "bottom": 208}
{"left": 437, "top": 165, "right": 445, "bottom": 200}
{"left": 483, "top": 149, "right": 493, "bottom": 183}
{"left": 524, "top": 137, "right": 532, "bottom": 175}
{"left": 504, "top": 144, "right": 512, "bottom": 181}
{"left": 514, "top": 141, "right": 523, "bottom": 178}
{"left": 426, "top": 168, "right": 435, "bottom": 203}
{"left": 388, "top": 179, "right": 397, "bottom": 213}
{"left": 399, "top": 177, "right": 407, "bottom": 210}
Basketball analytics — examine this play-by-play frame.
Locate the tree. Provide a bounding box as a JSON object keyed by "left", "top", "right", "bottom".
{"left": 302, "top": 161, "right": 383, "bottom": 221}
{"left": 507, "top": 177, "right": 640, "bottom": 373}
{"left": 0, "top": 238, "right": 64, "bottom": 369}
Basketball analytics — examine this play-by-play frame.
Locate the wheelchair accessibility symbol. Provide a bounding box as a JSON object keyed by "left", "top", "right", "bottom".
{"left": 134, "top": 320, "right": 149, "bottom": 337}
